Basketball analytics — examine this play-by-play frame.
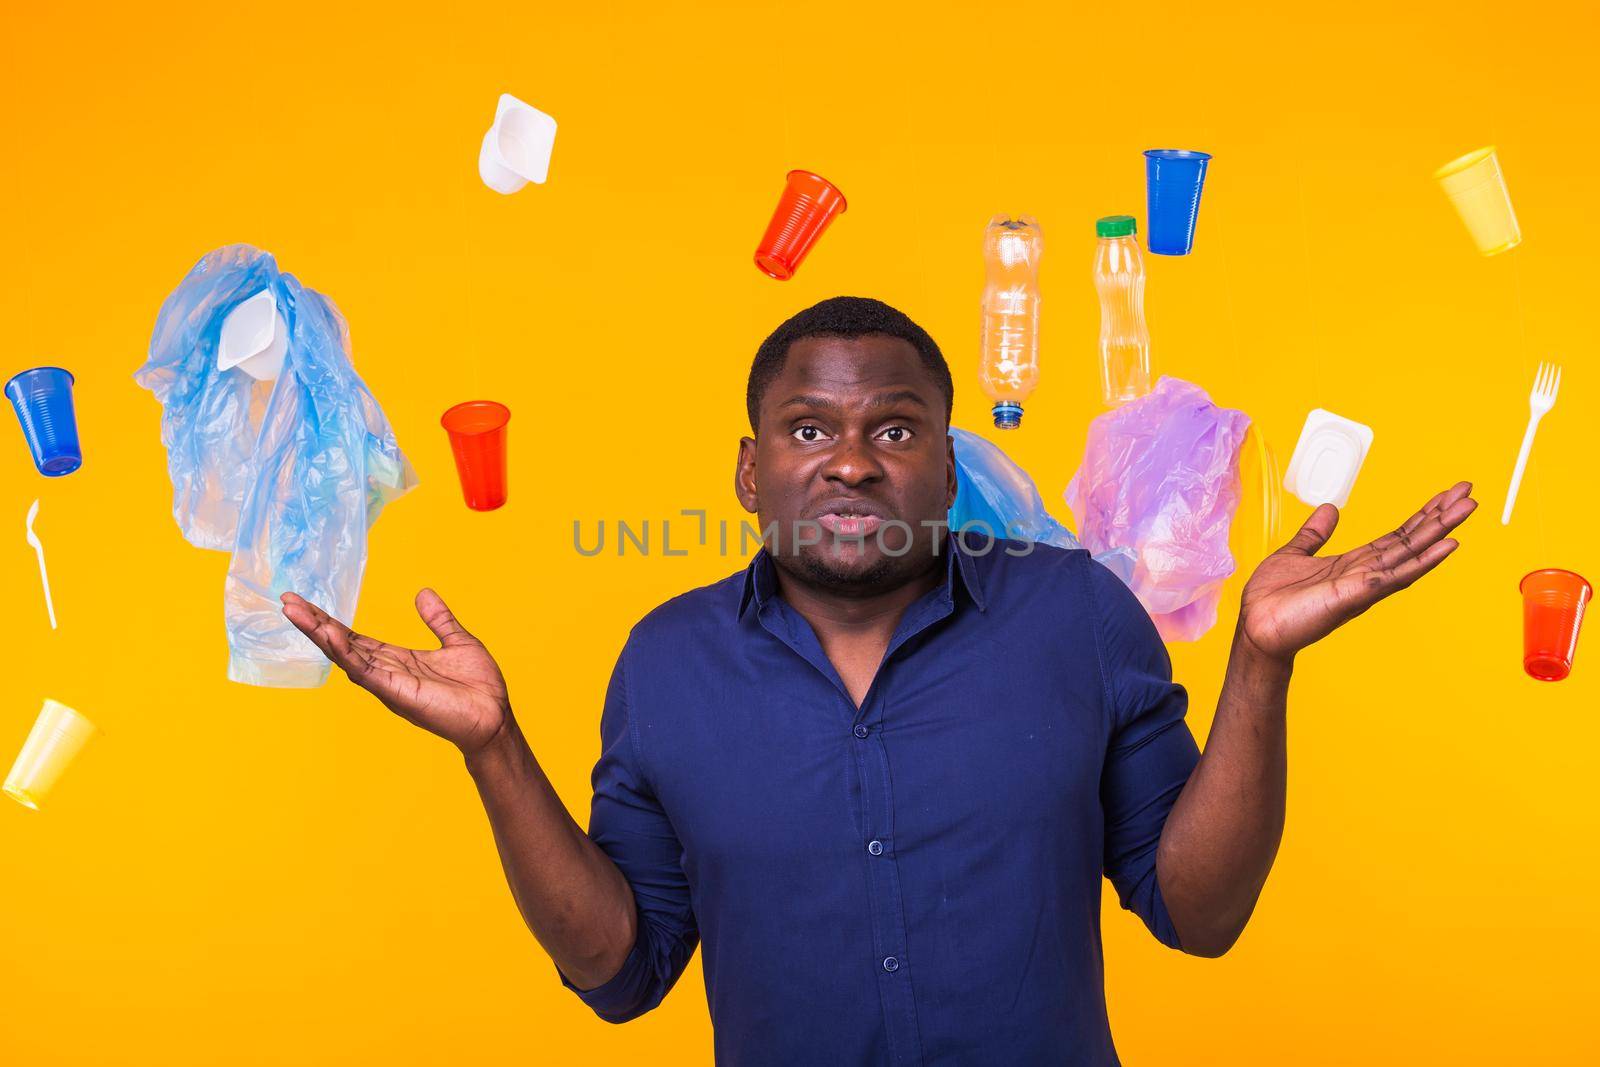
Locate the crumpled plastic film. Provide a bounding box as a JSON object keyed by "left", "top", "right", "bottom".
{"left": 135, "top": 245, "right": 417, "bottom": 686}
{"left": 948, "top": 428, "right": 1139, "bottom": 584}
{"left": 1063, "top": 377, "right": 1251, "bottom": 642}
{"left": 949, "top": 427, "right": 1081, "bottom": 550}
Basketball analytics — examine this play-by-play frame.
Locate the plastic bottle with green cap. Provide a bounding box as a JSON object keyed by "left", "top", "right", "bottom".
{"left": 979, "top": 215, "right": 1043, "bottom": 429}
{"left": 1094, "top": 214, "right": 1151, "bottom": 405}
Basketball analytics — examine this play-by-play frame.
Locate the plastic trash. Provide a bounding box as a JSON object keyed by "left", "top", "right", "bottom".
{"left": 6, "top": 367, "right": 83, "bottom": 476}
{"left": 754, "top": 170, "right": 847, "bottom": 281}
{"left": 134, "top": 245, "right": 418, "bottom": 687}
{"left": 479, "top": 93, "right": 558, "bottom": 194}
{"left": 1237, "top": 426, "right": 1284, "bottom": 566}
{"left": 218, "top": 289, "right": 289, "bottom": 381}
{"left": 1283, "top": 408, "right": 1373, "bottom": 509}
{"left": 1502, "top": 361, "right": 1561, "bottom": 525}
{"left": 1435, "top": 146, "right": 1521, "bottom": 257}
{"left": 4, "top": 699, "right": 97, "bottom": 811}
{"left": 1094, "top": 215, "right": 1152, "bottom": 405}
{"left": 24, "top": 500, "right": 56, "bottom": 630}
{"left": 949, "top": 428, "right": 1146, "bottom": 584}
{"left": 1144, "top": 150, "right": 1212, "bottom": 256}
{"left": 442, "top": 401, "right": 511, "bottom": 511}
{"left": 1063, "top": 377, "right": 1252, "bottom": 642}
{"left": 1520, "top": 569, "right": 1591, "bottom": 681}
{"left": 949, "top": 428, "right": 1080, "bottom": 549}
{"left": 979, "top": 215, "right": 1044, "bottom": 428}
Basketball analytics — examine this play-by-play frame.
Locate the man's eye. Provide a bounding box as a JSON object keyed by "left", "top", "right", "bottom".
{"left": 878, "top": 425, "right": 913, "bottom": 443}
{"left": 791, "top": 425, "right": 827, "bottom": 443}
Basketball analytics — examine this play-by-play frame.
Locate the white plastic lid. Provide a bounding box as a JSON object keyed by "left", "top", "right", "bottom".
{"left": 218, "top": 289, "right": 288, "bottom": 381}
{"left": 1283, "top": 408, "right": 1374, "bottom": 509}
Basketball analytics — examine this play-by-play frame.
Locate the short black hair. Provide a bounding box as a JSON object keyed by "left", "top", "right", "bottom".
{"left": 746, "top": 296, "right": 954, "bottom": 433}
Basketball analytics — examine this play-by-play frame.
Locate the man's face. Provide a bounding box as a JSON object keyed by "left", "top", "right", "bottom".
{"left": 736, "top": 334, "right": 956, "bottom": 595}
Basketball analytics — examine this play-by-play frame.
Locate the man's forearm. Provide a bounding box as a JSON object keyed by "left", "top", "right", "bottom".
{"left": 1154, "top": 627, "right": 1292, "bottom": 956}
{"left": 464, "top": 715, "right": 638, "bottom": 989}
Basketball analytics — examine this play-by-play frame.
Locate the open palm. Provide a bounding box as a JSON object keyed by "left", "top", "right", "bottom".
{"left": 281, "top": 589, "right": 509, "bottom": 754}
{"left": 1239, "top": 481, "right": 1478, "bottom": 662}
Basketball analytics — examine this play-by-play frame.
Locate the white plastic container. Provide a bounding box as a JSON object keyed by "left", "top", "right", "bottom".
{"left": 218, "top": 289, "right": 289, "bottom": 381}
{"left": 478, "top": 94, "right": 557, "bottom": 194}
{"left": 1283, "top": 409, "right": 1373, "bottom": 509}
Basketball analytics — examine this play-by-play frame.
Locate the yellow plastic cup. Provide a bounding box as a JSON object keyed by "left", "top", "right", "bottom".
{"left": 3, "top": 699, "right": 98, "bottom": 811}
{"left": 1434, "top": 146, "right": 1522, "bottom": 256}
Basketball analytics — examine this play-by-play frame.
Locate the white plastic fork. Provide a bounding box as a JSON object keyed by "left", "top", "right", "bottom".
{"left": 1501, "top": 361, "right": 1561, "bottom": 525}
{"left": 24, "top": 499, "right": 57, "bottom": 629}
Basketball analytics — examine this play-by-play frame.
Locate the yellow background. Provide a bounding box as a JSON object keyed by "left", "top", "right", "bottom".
{"left": 2, "top": 1, "right": 1595, "bottom": 1063}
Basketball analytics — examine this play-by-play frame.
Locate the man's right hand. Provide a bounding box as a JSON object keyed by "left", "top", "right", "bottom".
{"left": 281, "top": 589, "right": 510, "bottom": 756}
{"left": 285, "top": 588, "right": 639, "bottom": 993}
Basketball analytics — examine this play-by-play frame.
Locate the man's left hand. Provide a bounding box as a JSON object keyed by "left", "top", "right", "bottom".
{"left": 1237, "top": 481, "right": 1478, "bottom": 665}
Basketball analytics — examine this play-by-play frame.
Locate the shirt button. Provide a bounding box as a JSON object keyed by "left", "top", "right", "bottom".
{"left": 853, "top": 723, "right": 870, "bottom": 739}
{"left": 867, "top": 839, "right": 884, "bottom": 856}
{"left": 883, "top": 956, "right": 900, "bottom": 973}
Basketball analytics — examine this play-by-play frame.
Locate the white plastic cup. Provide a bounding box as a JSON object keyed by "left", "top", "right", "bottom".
{"left": 218, "top": 289, "right": 289, "bottom": 381}
{"left": 4, "top": 699, "right": 98, "bottom": 811}
{"left": 478, "top": 94, "right": 557, "bottom": 194}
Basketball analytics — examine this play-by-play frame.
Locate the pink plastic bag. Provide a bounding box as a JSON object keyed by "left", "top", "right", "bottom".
{"left": 1063, "top": 377, "right": 1251, "bottom": 642}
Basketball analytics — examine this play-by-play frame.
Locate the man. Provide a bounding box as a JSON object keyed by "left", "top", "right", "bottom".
{"left": 282, "top": 297, "right": 1476, "bottom": 1065}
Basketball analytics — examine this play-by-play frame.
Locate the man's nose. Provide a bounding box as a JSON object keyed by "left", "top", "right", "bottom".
{"left": 821, "top": 435, "right": 885, "bottom": 486}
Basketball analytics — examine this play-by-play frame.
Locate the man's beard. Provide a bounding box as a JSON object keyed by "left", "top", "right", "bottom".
{"left": 777, "top": 539, "right": 932, "bottom": 598}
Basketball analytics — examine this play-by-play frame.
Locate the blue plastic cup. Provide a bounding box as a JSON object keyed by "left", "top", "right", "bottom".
{"left": 1144, "top": 149, "right": 1212, "bottom": 256}
{"left": 6, "top": 367, "right": 83, "bottom": 476}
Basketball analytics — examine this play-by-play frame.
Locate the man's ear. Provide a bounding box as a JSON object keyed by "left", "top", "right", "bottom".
{"left": 945, "top": 432, "right": 958, "bottom": 510}
{"left": 735, "top": 435, "right": 759, "bottom": 513}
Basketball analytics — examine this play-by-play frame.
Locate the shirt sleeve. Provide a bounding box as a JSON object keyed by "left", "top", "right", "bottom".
{"left": 1085, "top": 558, "right": 1202, "bottom": 951}
{"left": 557, "top": 646, "right": 700, "bottom": 1021}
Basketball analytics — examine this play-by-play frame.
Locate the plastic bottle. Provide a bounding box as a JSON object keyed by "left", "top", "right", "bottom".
{"left": 980, "top": 215, "right": 1043, "bottom": 429}
{"left": 1093, "top": 215, "right": 1151, "bottom": 405}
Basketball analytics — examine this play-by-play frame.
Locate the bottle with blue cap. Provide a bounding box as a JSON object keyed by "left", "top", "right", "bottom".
{"left": 979, "top": 215, "right": 1043, "bottom": 429}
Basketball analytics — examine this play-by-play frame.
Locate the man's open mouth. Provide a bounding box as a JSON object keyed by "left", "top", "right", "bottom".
{"left": 815, "top": 513, "right": 884, "bottom": 537}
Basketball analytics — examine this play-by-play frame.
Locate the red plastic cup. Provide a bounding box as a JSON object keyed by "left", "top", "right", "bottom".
{"left": 1519, "top": 568, "right": 1592, "bottom": 681}
{"left": 441, "top": 401, "right": 511, "bottom": 511}
{"left": 753, "top": 170, "right": 848, "bottom": 280}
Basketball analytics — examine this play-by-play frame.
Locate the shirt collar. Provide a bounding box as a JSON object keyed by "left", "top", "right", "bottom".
{"left": 736, "top": 531, "right": 988, "bottom": 620}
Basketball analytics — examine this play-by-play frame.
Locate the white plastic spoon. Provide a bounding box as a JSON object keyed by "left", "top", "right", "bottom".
{"left": 25, "top": 499, "right": 57, "bottom": 629}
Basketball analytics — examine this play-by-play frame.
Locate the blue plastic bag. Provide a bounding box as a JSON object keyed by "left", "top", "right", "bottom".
{"left": 949, "top": 428, "right": 1080, "bottom": 549}
{"left": 949, "top": 427, "right": 1138, "bottom": 584}
{"left": 135, "top": 245, "right": 417, "bottom": 687}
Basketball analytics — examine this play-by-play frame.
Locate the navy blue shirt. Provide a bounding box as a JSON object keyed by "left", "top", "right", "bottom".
{"left": 559, "top": 536, "right": 1200, "bottom": 1065}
